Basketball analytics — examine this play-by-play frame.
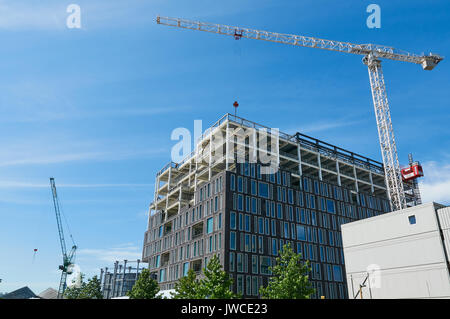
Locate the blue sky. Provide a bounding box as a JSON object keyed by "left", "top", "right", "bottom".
{"left": 0, "top": 0, "right": 449, "bottom": 294}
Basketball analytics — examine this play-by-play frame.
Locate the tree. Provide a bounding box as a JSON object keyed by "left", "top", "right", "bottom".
{"left": 172, "top": 268, "right": 202, "bottom": 299}
{"left": 172, "top": 255, "right": 238, "bottom": 299}
{"left": 260, "top": 243, "right": 315, "bottom": 299}
{"left": 64, "top": 274, "right": 102, "bottom": 299}
{"left": 78, "top": 275, "right": 103, "bottom": 299}
{"left": 127, "top": 268, "right": 160, "bottom": 299}
{"left": 64, "top": 273, "right": 85, "bottom": 299}
{"left": 199, "top": 255, "right": 238, "bottom": 299}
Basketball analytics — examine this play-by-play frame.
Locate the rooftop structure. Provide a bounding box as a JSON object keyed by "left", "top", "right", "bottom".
{"left": 100, "top": 259, "right": 145, "bottom": 299}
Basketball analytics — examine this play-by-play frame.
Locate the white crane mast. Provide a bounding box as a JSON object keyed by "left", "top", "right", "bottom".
{"left": 156, "top": 16, "right": 443, "bottom": 211}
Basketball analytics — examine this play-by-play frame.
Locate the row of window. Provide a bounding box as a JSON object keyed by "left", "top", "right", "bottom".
{"left": 229, "top": 213, "right": 344, "bottom": 247}
{"left": 145, "top": 213, "right": 223, "bottom": 258}
{"left": 198, "top": 176, "right": 223, "bottom": 202}
{"left": 236, "top": 163, "right": 291, "bottom": 187}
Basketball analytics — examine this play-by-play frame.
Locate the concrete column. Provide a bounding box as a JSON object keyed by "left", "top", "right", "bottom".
{"left": 336, "top": 160, "right": 342, "bottom": 187}
{"left": 317, "top": 152, "right": 323, "bottom": 181}
{"left": 226, "top": 121, "right": 230, "bottom": 171}
{"left": 111, "top": 261, "right": 118, "bottom": 298}
{"left": 208, "top": 130, "right": 212, "bottom": 180}
{"left": 353, "top": 166, "right": 359, "bottom": 193}
{"left": 297, "top": 144, "right": 303, "bottom": 177}
{"left": 369, "top": 171, "right": 374, "bottom": 194}
{"left": 136, "top": 259, "right": 141, "bottom": 281}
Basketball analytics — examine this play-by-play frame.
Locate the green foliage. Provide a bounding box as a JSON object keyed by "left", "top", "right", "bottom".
{"left": 172, "top": 255, "right": 238, "bottom": 299}
{"left": 64, "top": 274, "right": 102, "bottom": 299}
{"left": 172, "top": 269, "right": 202, "bottom": 299}
{"left": 127, "top": 268, "right": 160, "bottom": 299}
{"left": 260, "top": 243, "right": 315, "bottom": 299}
{"left": 199, "top": 255, "right": 238, "bottom": 299}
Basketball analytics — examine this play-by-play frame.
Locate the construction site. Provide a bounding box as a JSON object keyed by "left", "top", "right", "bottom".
{"left": 1, "top": 4, "right": 448, "bottom": 301}
{"left": 138, "top": 15, "right": 447, "bottom": 299}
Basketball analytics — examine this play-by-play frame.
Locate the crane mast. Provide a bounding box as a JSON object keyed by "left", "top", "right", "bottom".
{"left": 50, "top": 178, "right": 77, "bottom": 299}
{"left": 156, "top": 16, "right": 443, "bottom": 211}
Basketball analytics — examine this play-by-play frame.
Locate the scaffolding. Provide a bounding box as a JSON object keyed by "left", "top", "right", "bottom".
{"left": 99, "top": 259, "right": 145, "bottom": 299}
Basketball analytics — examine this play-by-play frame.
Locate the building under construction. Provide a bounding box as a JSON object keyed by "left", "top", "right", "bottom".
{"left": 99, "top": 259, "right": 145, "bottom": 299}
{"left": 142, "top": 113, "right": 398, "bottom": 299}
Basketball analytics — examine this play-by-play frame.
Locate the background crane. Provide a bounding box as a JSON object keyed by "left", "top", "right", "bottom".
{"left": 50, "top": 177, "right": 77, "bottom": 299}
{"left": 156, "top": 16, "right": 443, "bottom": 211}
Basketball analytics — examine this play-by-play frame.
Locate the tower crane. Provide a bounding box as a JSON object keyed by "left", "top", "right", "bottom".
{"left": 156, "top": 16, "right": 443, "bottom": 211}
{"left": 50, "top": 177, "right": 77, "bottom": 299}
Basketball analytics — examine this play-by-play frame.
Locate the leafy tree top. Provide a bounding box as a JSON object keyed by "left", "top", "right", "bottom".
{"left": 127, "top": 268, "right": 160, "bottom": 299}
{"left": 260, "top": 243, "right": 315, "bottom": 299}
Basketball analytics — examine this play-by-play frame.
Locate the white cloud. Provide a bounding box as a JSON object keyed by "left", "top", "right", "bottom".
{"left": 0, "top": 142, "right": 168, "bottom": 167}
{"left": 0, "top": 1, "right": 66, "bottom": 30}
{"left": 77, "top": 244, "right": 141, "bottom": 264}
{"left": 287, "top": 118, "right": 364, "bottom": 134}
{"left": 419, "top": 161, "right": 450, "bottom": 205}
{"left": 0, "top": 181, "right": 153, "bottom": 189}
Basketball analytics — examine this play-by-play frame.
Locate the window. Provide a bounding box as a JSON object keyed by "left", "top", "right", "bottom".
{"left": 238, "top": 176, "right": 243, "bottom": 192}
{"left": 245, "top": 234, "right": 251, "bottom": 252}
{"left": 159, "top": 269, "right": 165, "bottom": 283}
{"left": 252, "top": 276, "right": 258, "bottom": 296}
{"left": 258, "top": 182, "right": 269, "bottom": 198}
{"left": 296, "top": 225, "right": 306, "bottom": 241}
{"left": 408, "top": 215, "right": 416, "bottom": 225}
{"left": 327, "top": 199, "right": 336, "bottom": 214}
{"left": 333, "top": 265, "right": 343, "bottom": 282}
{"left": 288, "top": 189, "right": 294, "bottom": 204}
{"left": 237, "top": 275, "right": 244, "bottom": 294}
{"left": 183, "top": 262, "right": 189, "bottom": 276}
{"left": 238, "top": 194, "right": 243, "bottom": 211}
{"left": 260, "top": 256, "right": 271, "bottom": 275}
{"left": 252, "top": 255, "right": 258, "bottom": 274}
{"left": 251, "top": 197, "right": 257, "bottom": 214}
{"left": 258, "top": 217, "right": 264, "bottom": 234}
{"left": 245, "top": 215, "right": 251, "bottom": 232}
{"left": 272, "top": 238, "right": 278, "bottom": 256}
{"left": 237, "top": 253, "right": 243, "bottom": 272}
{"left": 230, "top": 212, "right": 236, "bottom": 230}
{"left": 230, "top": 232, "right": 236, "bottom": 250}
{"left": 271, "top": 220, "right": 277, "bottom": 236}
{"left": 277, "top": 203, "right": 283, "bottom": 219}
{"left": 251, "top": 180, "right": 257, "bottom": 195}
{"left": 207, "top": 217, "right": 213, "bottom": 234}
{"left": 229, "top": 253, "right": 235, "bottom": 271}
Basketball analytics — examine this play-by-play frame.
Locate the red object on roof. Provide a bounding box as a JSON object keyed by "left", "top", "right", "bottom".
{"left": 233, "top": 101, "right": 239, "bottom": 108}
{"left": 401, "top": 162, "right": 424, "bottom": 182}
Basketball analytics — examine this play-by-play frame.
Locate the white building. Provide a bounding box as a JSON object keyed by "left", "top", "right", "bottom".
{"left": 342, "top": 202, "right": 450, "bottom": 299}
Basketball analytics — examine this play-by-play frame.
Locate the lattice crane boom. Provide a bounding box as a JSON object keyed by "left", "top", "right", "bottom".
{"left": 156, "top": 16, "right": 443, "bottom": 211}
{"left": 156, "top": 16, "right": 442, "bottom": 69}
{"left": 50, "top": 177, "right": 77, "bottom": 299}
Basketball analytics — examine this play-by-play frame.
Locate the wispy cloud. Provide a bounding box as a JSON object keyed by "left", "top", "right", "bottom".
{"left": 77, "top": 243, "right": 141, "bottom": 264}
{"left": 0, "top": 1, "right": 66, "bottom": 30}
{"left": 419, "top": 160, "right": 450, "bottom": 205}
{"left": 0, "top": 141, "right": 168, "bottom": 167}
{"left": 286, "top": 117, "right": 364, "bottom": 134}
{"left": 0, "top": 181, "right": 153, "bottom": 189}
